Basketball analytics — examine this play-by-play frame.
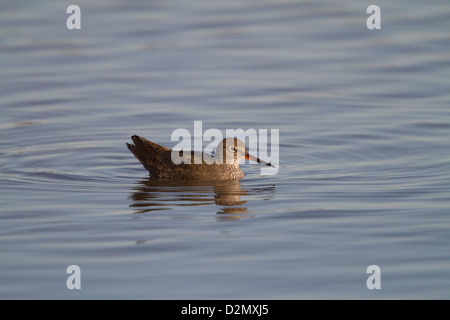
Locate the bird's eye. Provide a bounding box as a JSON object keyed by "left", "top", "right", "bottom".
{"left": 229, "top": 146, "right": 236, "bottom": 152}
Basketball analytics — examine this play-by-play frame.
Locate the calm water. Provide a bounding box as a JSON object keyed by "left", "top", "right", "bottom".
{"left": 1, "top": 0, "right": 450, "bottom": 299}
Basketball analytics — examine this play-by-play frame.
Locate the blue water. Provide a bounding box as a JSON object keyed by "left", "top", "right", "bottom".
{"left": 1, "top": 0, "right": 449, "bottom": 299}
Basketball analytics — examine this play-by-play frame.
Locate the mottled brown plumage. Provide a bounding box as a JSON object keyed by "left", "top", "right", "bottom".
{"left": 126, "top": 135, "right": 272, "bottom": 181}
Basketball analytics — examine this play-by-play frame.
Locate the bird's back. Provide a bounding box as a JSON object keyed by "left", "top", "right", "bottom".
{"left": 126, "top": 135, "right": 244, "bottom": 180}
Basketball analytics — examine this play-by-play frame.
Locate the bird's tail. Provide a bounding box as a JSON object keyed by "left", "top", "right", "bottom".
{"left": 126, "top": 135, "right": 172, "bottom": 175}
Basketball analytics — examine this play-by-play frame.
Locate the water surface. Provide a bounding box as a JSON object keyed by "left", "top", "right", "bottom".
{"left": 1, "top": 0, "right": 450, "bottom": 299}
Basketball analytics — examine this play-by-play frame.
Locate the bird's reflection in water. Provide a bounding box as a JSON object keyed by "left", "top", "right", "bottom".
{"left": 129, "top": 178, "right": 275, "bottom": 221}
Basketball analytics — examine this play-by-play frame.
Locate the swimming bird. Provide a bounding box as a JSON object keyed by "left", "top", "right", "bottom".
{"left": 126, "top": 135, "right": 273, "bottom": 180}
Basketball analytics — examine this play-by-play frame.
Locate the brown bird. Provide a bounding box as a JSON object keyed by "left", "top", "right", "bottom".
{"left": 126, "top": 135, "right": 273, "bottom": 180}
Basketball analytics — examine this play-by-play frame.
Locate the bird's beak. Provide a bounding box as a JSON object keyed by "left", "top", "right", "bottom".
{"left": 245, "top": 152, "right": 275, "bottom": 167}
